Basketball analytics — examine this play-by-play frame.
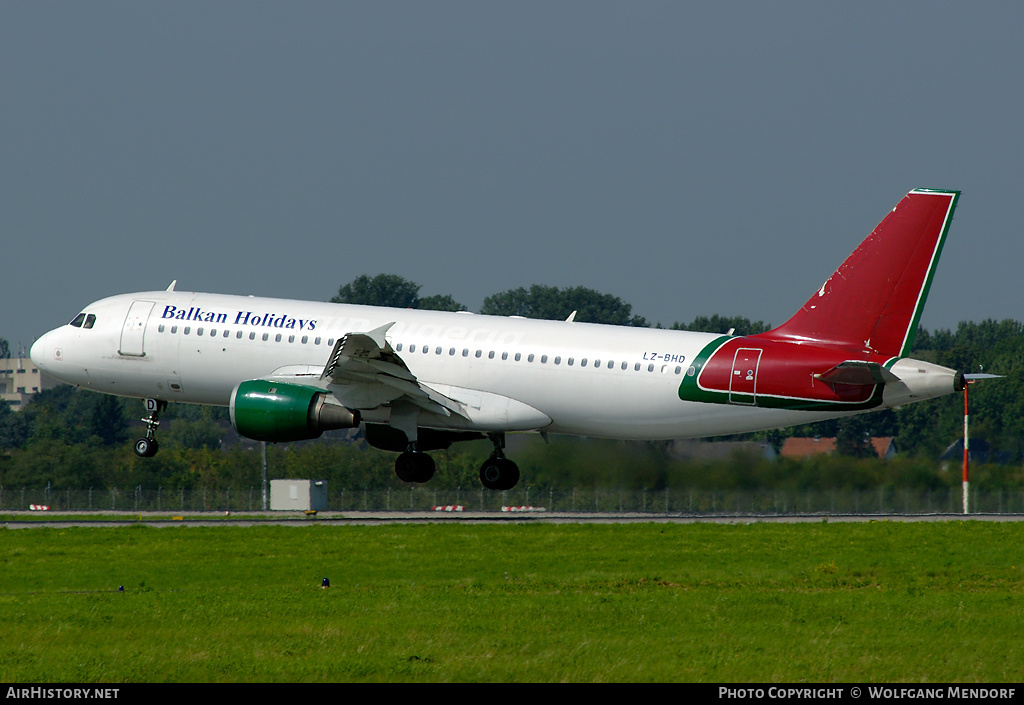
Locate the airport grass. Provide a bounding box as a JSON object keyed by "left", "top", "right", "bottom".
{"left": 1, "top": 521, "right": 1022, "bottom": 682}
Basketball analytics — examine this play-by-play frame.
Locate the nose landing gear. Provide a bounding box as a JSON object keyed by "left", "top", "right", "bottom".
{"left": 133, "top": 398, "right": 167, "bottom": 458}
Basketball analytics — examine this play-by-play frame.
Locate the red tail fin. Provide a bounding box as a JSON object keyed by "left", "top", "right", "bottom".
{"left": 759, "top": 189, "right": 959, "bottom": 357}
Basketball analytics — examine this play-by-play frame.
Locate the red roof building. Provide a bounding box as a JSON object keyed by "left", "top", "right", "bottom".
{"left": 780, "top": 437, "right": 896, "bottom": 460}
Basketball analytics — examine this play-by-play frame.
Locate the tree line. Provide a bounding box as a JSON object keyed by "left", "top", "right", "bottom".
{"left": 1, "top": 274, "right": 1021, "bottom": 493}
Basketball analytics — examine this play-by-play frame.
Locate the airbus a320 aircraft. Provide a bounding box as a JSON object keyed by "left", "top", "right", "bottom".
{"left": 31, "top": 189, "right": 964, "bottom": 490}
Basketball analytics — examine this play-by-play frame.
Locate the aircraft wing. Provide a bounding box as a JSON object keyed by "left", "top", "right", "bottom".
{"left": 319, "top": 322, "right": 467, "bottom": 417}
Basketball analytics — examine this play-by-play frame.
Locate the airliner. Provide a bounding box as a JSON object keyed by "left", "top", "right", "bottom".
{"left": 31, "top": 189, "right": 964, "bottom": 490}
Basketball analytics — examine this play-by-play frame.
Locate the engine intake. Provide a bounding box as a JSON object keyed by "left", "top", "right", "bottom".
{"left": 230, "top": 380, "right": 360, "bottom": 442}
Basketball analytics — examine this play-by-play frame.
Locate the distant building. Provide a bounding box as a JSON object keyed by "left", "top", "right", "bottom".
{"left": 780, "top": 437, "right": 896, "bottom": 460}
{"left": 0, "top": 357, "right": 60, "bottom": 410}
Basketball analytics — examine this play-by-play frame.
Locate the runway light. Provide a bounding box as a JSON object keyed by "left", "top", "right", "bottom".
{"left": 321, "top": 578, "right": 330, "bottom": 588}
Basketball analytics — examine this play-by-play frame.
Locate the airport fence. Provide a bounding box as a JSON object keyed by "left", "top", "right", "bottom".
{"left": 2, "top": 485, "right": 1024, "bottom": 515}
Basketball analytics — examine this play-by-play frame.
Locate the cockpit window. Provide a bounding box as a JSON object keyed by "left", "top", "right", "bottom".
{"left": 69, "top": 313, "right": 96, "bottom": 329}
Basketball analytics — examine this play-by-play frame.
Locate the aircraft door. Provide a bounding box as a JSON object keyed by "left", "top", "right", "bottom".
{"left": 119, "top": 300, "right": 155, "bottom": 357}
{"left": 729, "top": 348, "right": 762, "bottom": 405}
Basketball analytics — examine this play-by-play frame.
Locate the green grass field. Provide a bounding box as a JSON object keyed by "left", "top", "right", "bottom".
{"left": 1, "top": 521, "right": 1022, "bottom": 682}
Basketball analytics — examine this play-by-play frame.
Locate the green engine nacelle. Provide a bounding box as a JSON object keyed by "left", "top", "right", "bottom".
{"left": 230, "top": 380, "right": 360, "bottom": 442}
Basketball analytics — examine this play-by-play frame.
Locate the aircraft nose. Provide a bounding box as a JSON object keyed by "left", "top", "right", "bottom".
{"left": 30, "top": 331, "right": 55, "bottom": 370}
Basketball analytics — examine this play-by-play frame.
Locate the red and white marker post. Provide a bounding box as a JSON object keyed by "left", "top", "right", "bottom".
{"left": 961, "top": 372, "right": 1002, "bottom": 515}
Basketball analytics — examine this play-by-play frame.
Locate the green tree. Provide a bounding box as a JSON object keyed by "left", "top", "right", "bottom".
{"left": 332, "top": 274, "right": 420, "bottom": 308}
{"left": 164, "top": 417, "right": 224, "bottom": 451}
{"left": 904, "top": 319, "right": 1024, "bottom": 458}
{"left": 88, "top": 394, "right": 131, "bottom": 447}
{"left": 418, "top": 294, "right": 468, "bottom": 312}
{"left": 671, "top": 315, "right": 770, "bottom": 336}
{"left": 0, "top": 399, "right": 31, "bottom": 449}
{"left": 481, "top": 285, "right": 648, "bottom": 326}
{"left": 0, "top": 338, "right": 10, "bottom": 359}
{"left": 835, "top": 415, "right": 875, "bottom": 458}
{"left": 331, "top": 274, "right": 467, "bottom": 312}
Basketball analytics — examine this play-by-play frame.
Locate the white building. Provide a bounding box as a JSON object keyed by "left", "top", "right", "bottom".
{"left": 0, "top": 357, "right": 60, "bottom": 410}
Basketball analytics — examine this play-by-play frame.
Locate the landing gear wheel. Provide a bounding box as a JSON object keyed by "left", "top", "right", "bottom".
{"left": 395, "top": 450, "right": 435, "bottom": 483}
{"left": 134, "top": 399, "right": 167, "bottom": 458}
{"left": 480, "top": 456, "right": 520, "bottom": 491}
{"left": 134, "top": 437, "right": 159, "bottom": 458}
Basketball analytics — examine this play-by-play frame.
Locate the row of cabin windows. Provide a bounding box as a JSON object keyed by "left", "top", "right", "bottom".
{"left": 394, "top": 342, "right": 684, "bottom": 375}
{"left": 158, "top": 324, "right": 336, "bottom": 347}
{"left": 156, "top": 324, "right": 685, "bottom": 375}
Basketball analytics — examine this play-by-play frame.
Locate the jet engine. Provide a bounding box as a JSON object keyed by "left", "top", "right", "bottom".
{"left": 229, "top": 380, "right": 360, "bottom": 442}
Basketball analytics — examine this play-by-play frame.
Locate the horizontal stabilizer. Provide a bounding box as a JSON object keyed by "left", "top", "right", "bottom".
{"left": 815, "top": 361, "right": 900, "bottom": 386}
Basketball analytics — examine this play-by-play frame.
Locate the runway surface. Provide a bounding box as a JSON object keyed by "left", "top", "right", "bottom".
{"left": 4, "top": 510, "right": 1024, "bottom": 528}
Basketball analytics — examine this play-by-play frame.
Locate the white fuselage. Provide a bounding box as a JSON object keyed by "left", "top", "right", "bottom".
{"left": 29, "top": 290, "right": 952, "bottom": 441}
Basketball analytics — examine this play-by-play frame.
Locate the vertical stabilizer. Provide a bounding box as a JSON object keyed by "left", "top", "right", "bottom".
{"left": 760, "top": 189, "right": 959, "bottom": 357}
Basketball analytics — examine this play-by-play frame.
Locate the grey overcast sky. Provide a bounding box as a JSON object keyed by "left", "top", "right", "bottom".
{"left": 3, "top": 1, "right": 1022, "bottom": 351}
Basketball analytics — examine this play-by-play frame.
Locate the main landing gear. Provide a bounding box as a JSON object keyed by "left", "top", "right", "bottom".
{"left": 395, "top": 444, "right": 436, "bottom": 483}
{"left": 390, "top": 432, "right": 521, "bottom": 490}
{"left": 134, "top": 399, "right": 167, "bottom": 458}
{"left": 479, "top": 433, "right": 520, "bottom": 491}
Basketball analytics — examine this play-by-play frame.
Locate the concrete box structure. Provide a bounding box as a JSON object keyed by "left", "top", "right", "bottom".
{"left": 1, "top": 357, "right": 61, "bottom": 410}
{"left": 270, "top": 479, "right": 328, "bottom": 511}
